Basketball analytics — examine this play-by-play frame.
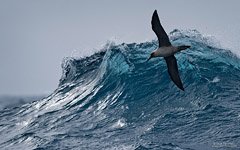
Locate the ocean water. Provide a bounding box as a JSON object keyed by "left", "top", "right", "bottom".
{"left": 0, "top": 29, "right": 240, "bottom": 150}
{"left": 0, "top": 96, "right": 46, "bottom": 110}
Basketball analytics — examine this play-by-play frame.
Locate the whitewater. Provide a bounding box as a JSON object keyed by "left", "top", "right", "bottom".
{"left": 0, "top": 29, "right": 240, "bottom": 150}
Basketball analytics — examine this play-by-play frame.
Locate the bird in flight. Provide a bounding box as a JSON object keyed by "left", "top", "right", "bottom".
{"left": 147, "top": 10, "right": 190, "bottom": 91}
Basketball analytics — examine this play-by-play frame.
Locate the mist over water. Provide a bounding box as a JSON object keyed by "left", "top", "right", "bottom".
{"left": 0, "top": 30, "right": 240, "bottom": 150}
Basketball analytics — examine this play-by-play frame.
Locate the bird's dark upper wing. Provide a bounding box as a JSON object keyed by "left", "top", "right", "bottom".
{"left": 164, "top": 55, "right": 184, "bottom": 91}
{"left": 151, "top": 10, "right": 171, "bottom": 47}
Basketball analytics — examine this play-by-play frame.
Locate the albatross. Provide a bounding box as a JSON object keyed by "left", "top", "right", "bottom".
{"left": 147, "top": 10, "right": 190, "bottom": 91}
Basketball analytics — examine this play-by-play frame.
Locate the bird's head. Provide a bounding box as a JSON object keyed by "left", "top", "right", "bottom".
{"left": 177, "top": 45, "right": 191, "bottom": 51}
{"left": 147, "top": 52, "right": 156, "bottom": 62}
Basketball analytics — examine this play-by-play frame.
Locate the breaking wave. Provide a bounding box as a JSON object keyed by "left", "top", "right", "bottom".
{"left": 1, "top": 29, "right": 240, "bottom": 150}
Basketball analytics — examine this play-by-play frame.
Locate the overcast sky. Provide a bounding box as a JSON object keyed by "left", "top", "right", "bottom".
{"left": 0, "top": 0, "right": 240, "bottom": 96}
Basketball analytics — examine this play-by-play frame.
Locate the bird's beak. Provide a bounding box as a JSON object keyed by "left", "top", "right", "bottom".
{"left": 147, "top": 55, "right": 152, "bottom": 62}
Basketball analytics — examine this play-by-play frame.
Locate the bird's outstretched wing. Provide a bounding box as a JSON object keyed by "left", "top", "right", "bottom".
{"left": 151, "top": 10, "right": 171, "bottom": 47}
{"left": 164, "top": 55, "right": 184, "bottom": 91}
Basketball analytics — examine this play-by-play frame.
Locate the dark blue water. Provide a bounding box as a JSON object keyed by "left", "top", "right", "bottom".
{"left": 0, "top": 29, "right": 240, "bottom": 150}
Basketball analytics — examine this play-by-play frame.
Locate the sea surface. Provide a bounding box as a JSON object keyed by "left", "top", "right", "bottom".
{"left": 0, "top": 29, "right": 240, "bottom": 150}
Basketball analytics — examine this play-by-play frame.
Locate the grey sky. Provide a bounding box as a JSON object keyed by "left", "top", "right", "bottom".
{"left": 0, "top": 0, "right": 240, "bottom": 95}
